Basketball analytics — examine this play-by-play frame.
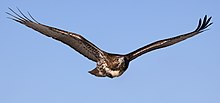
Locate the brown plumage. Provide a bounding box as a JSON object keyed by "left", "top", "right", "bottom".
{"left": 6, "top": 8, "right": 212, "bottom": 78}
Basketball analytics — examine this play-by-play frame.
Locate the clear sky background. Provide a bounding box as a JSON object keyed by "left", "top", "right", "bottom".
{"left": 0, "top": 0, "right": 219, "bottom": 103}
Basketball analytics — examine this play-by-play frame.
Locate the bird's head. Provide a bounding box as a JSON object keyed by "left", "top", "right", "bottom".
{"left": 89, "top": 55, "right": 130, "bottom": 78}
{"left": 104, "top": 55, "right": 130, "bottom": 78}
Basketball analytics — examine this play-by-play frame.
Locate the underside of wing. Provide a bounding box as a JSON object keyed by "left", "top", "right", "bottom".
{"left": 6, "top": 8, "right": 105, "bottom": 62}
{"left": 126, "top": 15, "right": 213, "bottom": 61}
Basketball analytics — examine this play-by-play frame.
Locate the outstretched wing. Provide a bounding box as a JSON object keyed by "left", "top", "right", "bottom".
{"left": 6, "top": 8, "right": 105, "bottom": 62}
{"left": 127, "top": 15, "right": 212, "bottom": 61}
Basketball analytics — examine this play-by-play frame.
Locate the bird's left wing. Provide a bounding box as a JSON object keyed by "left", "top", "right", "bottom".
{"left": 126, "top": 15, "right": 212, "bottom": 61}
{"left": 6, "top": 8, "right": 105, "bottom": 62}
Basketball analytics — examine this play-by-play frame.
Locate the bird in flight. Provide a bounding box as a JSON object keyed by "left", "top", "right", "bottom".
{"left": 6, "top": 8, "right": 212, "bottom": 78}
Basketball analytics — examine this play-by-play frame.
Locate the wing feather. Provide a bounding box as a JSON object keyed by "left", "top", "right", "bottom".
{"left": 127, "top": 15, "right": 212, "bottom": 61}
{"left": 6, "top": 8, "right": 104, "bottom": 62}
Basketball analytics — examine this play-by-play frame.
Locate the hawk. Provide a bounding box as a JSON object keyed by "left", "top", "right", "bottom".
{"left": 6, "top": 8, "right": 212, "bottom": 78}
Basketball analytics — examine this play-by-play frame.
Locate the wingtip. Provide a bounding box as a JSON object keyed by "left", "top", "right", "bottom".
{"left": 194, "top": 15, "right": 212, "bottom": 32}
{"left": 6, "top": 7, "right": 40, "bottom": 25}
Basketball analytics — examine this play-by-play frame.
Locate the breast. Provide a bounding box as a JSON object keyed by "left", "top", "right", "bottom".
{"left": 104, "top": 67, "right": 121, "bottom": 77}
{"left": 109, "top": 70, "right": 121, "bottom": 77}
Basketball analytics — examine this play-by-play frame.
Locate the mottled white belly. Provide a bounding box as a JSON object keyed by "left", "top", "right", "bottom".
{"left": 105, "top": 68, "right": 120, "bottom": 77}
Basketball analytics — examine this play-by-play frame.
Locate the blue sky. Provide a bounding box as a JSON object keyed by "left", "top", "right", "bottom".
{"left": 0, "top": 0, "right": 220, "bottom": 103}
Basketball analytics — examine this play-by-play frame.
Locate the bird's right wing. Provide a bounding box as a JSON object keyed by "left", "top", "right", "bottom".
{"left": 6, "top": 8, "right": 105, "bottom": 62}
{"left": 126, "top": 15, "right": 212, "bottom": 61}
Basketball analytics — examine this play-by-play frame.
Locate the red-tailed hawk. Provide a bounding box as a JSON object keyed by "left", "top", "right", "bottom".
{"left": 6, "top": 8, "right": 212, "bottom": 78}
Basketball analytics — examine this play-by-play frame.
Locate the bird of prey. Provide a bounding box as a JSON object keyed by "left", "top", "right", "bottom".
{"left": 6, "top": 8, "right": 212, "bottom": 78}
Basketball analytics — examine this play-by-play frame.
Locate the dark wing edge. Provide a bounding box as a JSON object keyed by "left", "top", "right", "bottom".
{"left": 126, "top": 15, "right": 213, "bottom": 61}
{"left": 6, "top": 8, "right": 105, "bottom": 62}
